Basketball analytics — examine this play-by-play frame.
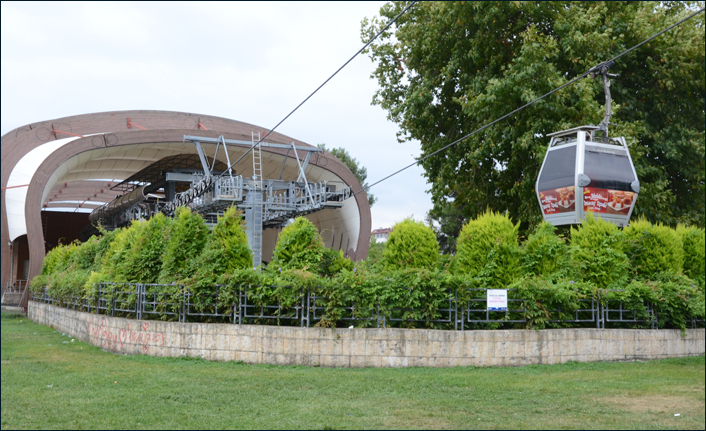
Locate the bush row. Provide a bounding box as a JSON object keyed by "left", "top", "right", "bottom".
{"left": 31, "top": 208, "right": 704, "bottom": 330}
{"left": 30, "top": 207, "right": 352, "bottom": 306}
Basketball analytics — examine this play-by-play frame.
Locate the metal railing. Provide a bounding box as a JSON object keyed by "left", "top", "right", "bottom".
{"left": 4, "top": 280, "right": 27, "bottom": 294}
{"left": 2, "top": 280, "right": 29, "bottom": 307}
{"left": 461, "top": 289, "right": 604, "bottom": 328}
{"left": 309, "top": 287, "right": 381, "bottom": 327}
{"left": 30, "top": 283, "right": 704, "bottom": 330}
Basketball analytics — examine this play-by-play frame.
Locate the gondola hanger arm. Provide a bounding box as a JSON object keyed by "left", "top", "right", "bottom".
{"left": 588, "top": 60, "right": 620, "bottom": 139}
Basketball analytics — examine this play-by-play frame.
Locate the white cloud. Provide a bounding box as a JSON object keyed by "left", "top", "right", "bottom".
{"left": 77, "top": 2, "right": 153, "bottom": 44}
{"left": 0, "top": 3, "right": 51, "bottom": 46}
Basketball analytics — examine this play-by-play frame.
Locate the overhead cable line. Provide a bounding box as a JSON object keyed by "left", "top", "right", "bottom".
{"left": 353, "top": 7, "right": 705, "bottom": 198}
{"left": 218, "top": 1, "right": 418, "bottom": 180}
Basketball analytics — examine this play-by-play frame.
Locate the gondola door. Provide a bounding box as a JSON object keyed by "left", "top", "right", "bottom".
{"left": 536, "top": 126, "right": 589, "bottom": 226}
{"left": 579, "top": 136, "right": 639, "bottom": 227}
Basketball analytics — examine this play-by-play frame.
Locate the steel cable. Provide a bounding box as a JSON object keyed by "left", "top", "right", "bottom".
{"left": 217, "top": 1, "right": 418, "bottom": 180}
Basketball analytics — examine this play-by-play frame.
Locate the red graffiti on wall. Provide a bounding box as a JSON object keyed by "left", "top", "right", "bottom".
{"left": 87, "top": 316, "right": 164, "bottom": 351}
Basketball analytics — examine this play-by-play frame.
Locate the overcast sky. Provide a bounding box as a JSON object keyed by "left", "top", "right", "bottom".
{"left": 1, "top": 1, "right": 433, "bottom": 230}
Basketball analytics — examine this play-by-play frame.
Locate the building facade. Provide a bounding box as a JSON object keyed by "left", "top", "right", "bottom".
{"left": 371, "top": 227, "right": 392, "bottom": 242}
{"left": 1, "top": 111, "right": 372, "bottom": 303}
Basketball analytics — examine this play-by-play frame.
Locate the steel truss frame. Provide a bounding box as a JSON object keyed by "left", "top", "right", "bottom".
{"left": 90, "top": 134, "right": 352, "bottom": 268}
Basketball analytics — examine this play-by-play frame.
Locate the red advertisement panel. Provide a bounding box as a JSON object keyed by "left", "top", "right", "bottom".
{"left": 583, "top": 187, "right": 635, "bottom": 214}
{"left": 538, "top": 186, "right": 575, "bottom": 215}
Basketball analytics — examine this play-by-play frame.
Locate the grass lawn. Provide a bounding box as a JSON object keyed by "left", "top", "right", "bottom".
{"left": 1, "top": 312, "right": 704, "bottom": 430}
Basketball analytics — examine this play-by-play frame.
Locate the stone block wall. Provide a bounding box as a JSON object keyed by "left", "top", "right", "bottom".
{"left": 29, "top": 301, "right": 705, "bottom": 367}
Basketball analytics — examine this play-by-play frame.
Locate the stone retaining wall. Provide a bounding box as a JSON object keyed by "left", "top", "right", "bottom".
{"left": 29, "top": 301, "right": 705, "bottom": 367}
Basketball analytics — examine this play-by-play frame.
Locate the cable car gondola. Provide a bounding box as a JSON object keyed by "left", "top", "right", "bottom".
{"left": 535, "top": 61, "right": 640, "bottom": 227}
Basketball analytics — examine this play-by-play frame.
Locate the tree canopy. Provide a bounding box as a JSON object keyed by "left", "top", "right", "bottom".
{"left": 362, "top": 1, "right": 705, "bottom": 232}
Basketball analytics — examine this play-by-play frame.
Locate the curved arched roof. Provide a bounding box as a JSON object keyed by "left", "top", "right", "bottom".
{"left": 1, "top": 110, "right": 371, "bottom": 290}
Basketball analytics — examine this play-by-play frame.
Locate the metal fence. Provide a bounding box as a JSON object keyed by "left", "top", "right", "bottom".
{"left": 31, "top": 283, "right": 705, "bottom": 330}
{"left": 4, "top": 279, "right": 28, "bottom": 293}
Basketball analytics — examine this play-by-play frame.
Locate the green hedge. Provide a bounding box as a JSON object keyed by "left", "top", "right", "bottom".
{"left": 570, "top": 213, "right": 630, "bottom": 290}
{"left": 624, "top": 218, "right": 684, "bottom": 278}
{"left": 32, "top": 264, "right": 704, "bottom": 331}
{"left": 677, "top": 224, "right": 706, "bottom": 287}
{"left": 30, "top": 207, "right": 706, "bottom": 331}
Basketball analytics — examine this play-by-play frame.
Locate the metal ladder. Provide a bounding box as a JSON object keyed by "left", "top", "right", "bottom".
{"left": 251, "top": 131, "right": 264, "bottom": 269}
{"left": 252, "top": 132, "right": 263, "bottom": 190}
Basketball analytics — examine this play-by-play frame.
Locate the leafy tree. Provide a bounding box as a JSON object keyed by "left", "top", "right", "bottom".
{"left": 318, "top": 248, "right": 354, "bottom": 277}
{"left": 571, "top": 212, "right": 626, "bottom": 252}
{"left": 425, "top": 200, "right": 466, "bottom": 254}
{"left": 384, "top": 218, "right": 439, "bottom": 270}
{"left": 41, "top": 242, "right": 73, "bottom": 276}
{"left": 94, "top": 224, "right": 145, "bottom": 283}
{"left": 365, "top": 236, "right": 386, "bottom": 270}
{"left": 318, "top": 144, "right": 377, "bottom": 207}
{"left": 128, "top": 213, "right": 172, "bottom": 283}
{"left": 184, "top": 206, "right": 253, "bottom": 306}
{"left": 75, "top": 229, "right": 118, "bottom": 273}
{"left": 363, "top": 1, "right": 705, "bottom": 231}
{"left": 203, "top": 206, "right": 253, "bottom": 272}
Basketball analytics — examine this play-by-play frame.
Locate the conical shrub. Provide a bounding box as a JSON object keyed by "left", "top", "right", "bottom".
{"left": 383, "top": 218, "right": 439, "bottom": 270}
{"left": 159, "top": 207, "right": 209, "bottom": 283}
{"left": 272, "top": 217, "right": 325, "bottom": 271}
{"left": 452, "top": 210, "right": 520, "bottom": 287}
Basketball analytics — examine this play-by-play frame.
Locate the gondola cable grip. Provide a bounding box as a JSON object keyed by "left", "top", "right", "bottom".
{"left": 587, "top": 60, "right": 620, "bottom": 139}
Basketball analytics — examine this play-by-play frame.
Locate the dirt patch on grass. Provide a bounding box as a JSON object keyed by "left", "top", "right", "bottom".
{"left": 385, "top": 410, "right": 455, "bottom": 430}
{"left": 601, "top": 394, "right": 704, "bottom": 414}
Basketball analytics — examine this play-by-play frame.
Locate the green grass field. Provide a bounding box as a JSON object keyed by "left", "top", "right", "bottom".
{"left": 1, "top": 312, "right": 704, "bottom": 430}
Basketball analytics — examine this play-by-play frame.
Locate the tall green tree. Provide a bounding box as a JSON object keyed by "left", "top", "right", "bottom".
{"left": 362, "top": 1, "right": 705, "bottom": 230}
{"left": 318, "top": 144, "right": 377, "bottom": 207}
{"left": 424, "top": 199, "right": 466, "bottom": 254}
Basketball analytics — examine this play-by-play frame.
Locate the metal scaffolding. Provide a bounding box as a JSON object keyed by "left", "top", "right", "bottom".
{"left": 90, "top": 134, "right": 352, "bottom": 268}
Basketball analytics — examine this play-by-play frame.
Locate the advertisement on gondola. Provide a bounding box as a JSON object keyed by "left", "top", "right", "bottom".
{"left": 583, "top": 187, "right": 635, "bottom": 214}
{"left": 538, "top": 186, "right": 575, "bottom": 215}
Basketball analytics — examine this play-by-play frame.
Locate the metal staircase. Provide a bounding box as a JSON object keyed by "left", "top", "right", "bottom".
{"left": 1, "top": 280, "right": 27, "bottom": 308}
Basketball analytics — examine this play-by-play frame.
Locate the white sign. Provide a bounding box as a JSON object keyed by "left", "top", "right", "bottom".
{"left": 487, "top": 289, "right": 508, "bottom": 311}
